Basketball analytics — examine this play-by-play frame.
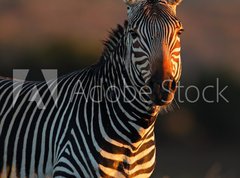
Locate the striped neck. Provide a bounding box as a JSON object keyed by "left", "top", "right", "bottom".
{"left": 94, "top": 21, "right": 160, "bottom": 130}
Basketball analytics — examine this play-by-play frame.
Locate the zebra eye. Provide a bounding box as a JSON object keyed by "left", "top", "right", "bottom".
{"left": 177, "top": 28, "right": 184, "bottom": 35}
{"left": 129, "top": 29, "right": 139, "bottom": 38}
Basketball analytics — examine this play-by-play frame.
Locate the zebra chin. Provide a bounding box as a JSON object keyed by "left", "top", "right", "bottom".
{"left": 153, "top": 91, "right": 175, "bottom": 106}
{"left": 150, "top": 79, "right": 177, "bottom": 106}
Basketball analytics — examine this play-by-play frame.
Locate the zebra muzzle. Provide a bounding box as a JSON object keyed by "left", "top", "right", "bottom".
{"left": 150, "top": 78, "right": 177, "bottom": 106}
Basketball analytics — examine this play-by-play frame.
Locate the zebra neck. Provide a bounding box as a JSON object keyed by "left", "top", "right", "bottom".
{"left": 88, "top": 58, "right": 156, "bottom": 143}
{"left": 97, "top": 21, "right": 158, "bottom": 120}
{"left": 77, "top": 22, "right": 160, "bottom": 145}
{"left": 98, "top": 20, "right": 145, "bottom": 86}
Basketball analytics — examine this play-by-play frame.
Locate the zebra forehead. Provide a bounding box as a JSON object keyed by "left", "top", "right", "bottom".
{"left": 148, "top": 0, "right": 182, "bottom": 5}
{"left": 124, "top": 0, "right": 183, "bottom": 6}
{"left": 127, "top": 0, "right": 182, "bottom": 18}
{"left": 128, "top": 1, "right": 180, "bottom": 25}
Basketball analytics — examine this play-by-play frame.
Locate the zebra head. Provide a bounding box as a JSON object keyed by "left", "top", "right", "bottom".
{"left": 124, "top": 0, "right": 184, "bottom": 106}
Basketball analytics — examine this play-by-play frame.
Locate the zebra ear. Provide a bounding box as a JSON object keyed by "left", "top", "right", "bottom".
{"left": 166, "top": 0, "right": 183, "bottom": 14}
{"left": 124, "top": 0, "right": 142, "bottom": 15}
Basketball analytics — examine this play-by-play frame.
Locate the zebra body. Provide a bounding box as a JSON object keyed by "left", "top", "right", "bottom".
{"left": 0, "top": 0, "right": 183, "bottom": 177}
{"left": 0, "top": 65, "right": 157, "bottom": 178}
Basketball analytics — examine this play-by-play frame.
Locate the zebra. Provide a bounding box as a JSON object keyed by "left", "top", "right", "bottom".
{"left": 0, "top": 0, "right": 184, "bottom": 177}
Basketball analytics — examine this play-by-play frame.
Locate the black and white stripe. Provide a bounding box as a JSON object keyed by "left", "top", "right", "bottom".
{"left": 0, "top": 0, "right": 183, "bottom": 177}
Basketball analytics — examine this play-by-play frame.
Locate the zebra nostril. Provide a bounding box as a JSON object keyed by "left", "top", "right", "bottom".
{"left": 171, "top": 79, "right": 177, "bottom": 91}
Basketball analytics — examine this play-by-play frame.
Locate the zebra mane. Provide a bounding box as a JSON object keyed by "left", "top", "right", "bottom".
{"left": 100, "top": 21, "right": 128, "bottom": 61}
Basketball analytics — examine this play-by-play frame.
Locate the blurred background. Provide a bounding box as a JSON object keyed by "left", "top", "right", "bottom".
{"left": 0, "top": 0, "right": 239, "bottom": 177}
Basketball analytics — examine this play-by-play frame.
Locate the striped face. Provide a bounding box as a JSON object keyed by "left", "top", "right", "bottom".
{"left": 125, "top": 0, "right": 184, "bottom": 105}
